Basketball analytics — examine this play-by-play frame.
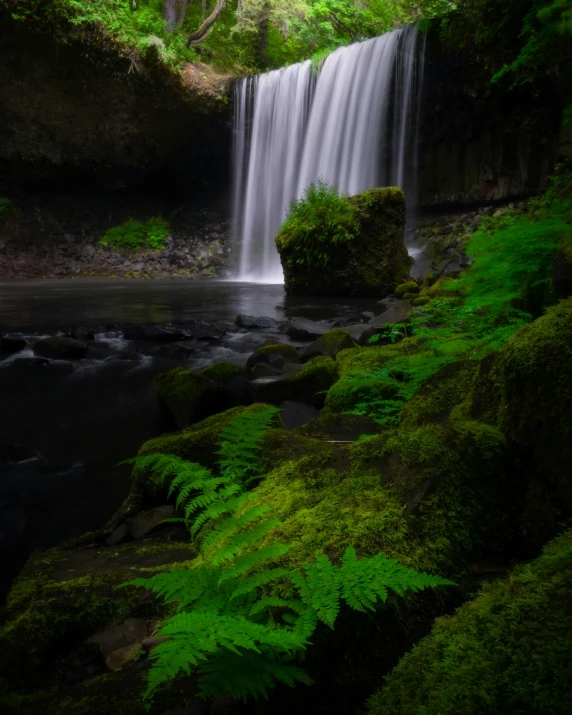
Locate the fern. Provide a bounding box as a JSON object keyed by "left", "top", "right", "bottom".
{"left": 216, "top": 406, "right": 279, "bottom": 485}
{"left": 121, "top": 410, "right": 454, "bottom": 708}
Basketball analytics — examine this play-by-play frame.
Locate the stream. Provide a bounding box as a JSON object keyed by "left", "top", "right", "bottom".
{"left": 0, "top": 278, "right": 381, "bottom": 597}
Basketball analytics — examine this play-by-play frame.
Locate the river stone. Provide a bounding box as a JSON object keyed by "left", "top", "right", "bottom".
{"left": 370, "top": 298, "right": 411, "bottom": 327}
{"left": 285, "top": 318, "right": 330, "bottom": 340}
{"left": 276, "top": 187, "right": 412, "bottom": 296}
{"left": 235, "top": 314, "right": 277, "bottom": 329}
{"left": 0, "top": 334, "right": 26, "bottom": 354}
{"left": 141, "top": 635, "right": 170, "bottom": 651}
{"left": 105, "top": 643, "right": 143, "bottom": 671}
{"left": 129, "top": 505, "right": 174, "bottom": 540}
{"left": 33, "top": 337, "right": 87, "bottom": 360}
{"left": 86, "top": 618, "right": 148, "bottom": 658}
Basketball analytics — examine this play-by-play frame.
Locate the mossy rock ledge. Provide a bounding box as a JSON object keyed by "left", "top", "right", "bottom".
{"left": 275, "top": 187, "right": 413, "bottom": 297}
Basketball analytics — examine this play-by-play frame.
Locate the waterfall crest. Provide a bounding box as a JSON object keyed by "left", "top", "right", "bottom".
{"left": 232, "top": 25, "right": 425, "bottom": 283}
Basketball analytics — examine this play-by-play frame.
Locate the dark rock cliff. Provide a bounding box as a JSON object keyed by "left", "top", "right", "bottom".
{"left": 0, "top": 10, "right": 233, "bottom": 197}
{"left": 418, "top": 25, "right": 563, "bottom": 207}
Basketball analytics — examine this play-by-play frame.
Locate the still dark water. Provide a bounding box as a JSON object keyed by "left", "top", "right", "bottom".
{"left": 0, "top": 279, "right": 378, "bottom": 597}
{"left": 0, "top": 278, "right": 375, "bottom": 331}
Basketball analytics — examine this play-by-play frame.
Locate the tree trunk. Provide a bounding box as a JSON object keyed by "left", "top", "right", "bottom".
{"left": 164, "top": 0, "right": 188, "bottom": 32}
{"left": 164, "top": 0, "right": 178, "bottom": 32}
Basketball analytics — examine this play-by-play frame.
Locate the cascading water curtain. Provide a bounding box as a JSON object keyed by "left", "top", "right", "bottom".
{"left": 232, "top": 25, "right": 426, "bottom": 282}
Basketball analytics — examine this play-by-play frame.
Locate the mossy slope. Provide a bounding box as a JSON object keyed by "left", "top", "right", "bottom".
{"left": 368, "top": 529, "right": 572, "bottom": 715}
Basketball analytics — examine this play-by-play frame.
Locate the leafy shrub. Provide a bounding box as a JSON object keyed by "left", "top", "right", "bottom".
{"left": 99, "top": 216, "right": 170, "bottom": 251}
{"left": 276, "top": 179, "right": 359, "bottom": 268}
{"left": 122, "top": 407, "right": 453, "bottom": 707}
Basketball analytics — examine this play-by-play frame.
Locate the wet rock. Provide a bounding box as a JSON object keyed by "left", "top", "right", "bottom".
{"left": 105, "top": 643, "right": 143, "bottom": 671}
{"left": 141, "top": 635, "right": 170, "bottom": 651}
{"left": 235, "top": 314, "right": 277, "bottom": 329}
{"left": 124, "top": 325, "right": 187, "bottom": 343}
{"left": 0, "top": 334, "right": 26, "bottom": 354}
{"left": 86, "top": 618, "right": 149, "bottom": 658}
{"left": 286, "top": 318, "right": 330, "bottom": 340}
{"left": 300, "top": 328, "right": 358, "bottom": 362}
{"left": 370, "top": 298, "right": 411, "bottom": 327}
{"left": 129, "top": 505, "right": 174, "bottom": 539}
{"left": 13, "top": 356, "right": 50, "bottom": 367}
{"left": 246, "top": 343, "right": 300, "bottom": 378}
{"left": 69, "top": 327, "right": 96, "bottom": 341}
{"left": 33, "top": 336, "right": 87, "bottom": 360}
{"left": 104, "top": 523, "right": 128, "bottom": 547}
{"left": 250, "top": 362, "right": 283, "bottom": 379}
{"left": 147, "top": 343, "right": 196, "bottom": 360}
{"left": 279, "top": 401, "right": 320, "bottom": 430}
{"left": 339, "top": 324, "right": 371, "bottom": 342}
{"left": 190, "top": 323, "right": 226, "bottom": 341}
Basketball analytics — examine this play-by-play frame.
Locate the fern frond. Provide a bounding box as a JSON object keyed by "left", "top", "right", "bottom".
{"left": 196, "top": 650, "right": 312, "bottom": 701}
{"left": 220, "top": 546, "right": 290, "bottom": 585}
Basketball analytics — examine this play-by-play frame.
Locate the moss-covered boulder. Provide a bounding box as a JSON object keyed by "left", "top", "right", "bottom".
{"left": 367, "top": 529, "right": 572, "bottom": 715}
{"left": 0, "top": 535, "right": 195, "bottom": 679}
{"left": 155, "top": 363, "right": 251, "bottom": 430}
{"left": 245, "top": 343, "right": 300, "bottom": 379}
{"left": 395, "top": 281, "right": 419, "bottom": 297}
{"left": 300, "top": 328, "right": 358, "bottom": 362}
{"left": 275, "top": 186, "right": 413, "bottom": 297}
{"left": 251, "top": 356, "right": 338, "bottom": 407}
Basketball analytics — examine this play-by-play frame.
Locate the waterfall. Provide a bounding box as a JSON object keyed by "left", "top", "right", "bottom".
{"left": 232, "top": 25, "right": 425, "bottom": 283}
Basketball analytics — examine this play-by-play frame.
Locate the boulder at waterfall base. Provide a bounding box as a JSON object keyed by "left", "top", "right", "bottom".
{"left": 275, "top": 184, "right": 412, "bottom": 296}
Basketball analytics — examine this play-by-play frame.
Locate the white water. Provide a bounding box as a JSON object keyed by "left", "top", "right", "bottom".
{"left": 232, "top": 25, "right": 426, "bottom": 283}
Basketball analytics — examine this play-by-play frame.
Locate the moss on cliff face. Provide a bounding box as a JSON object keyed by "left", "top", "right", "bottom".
{"left": 276, "top": 186, "right": 412, "bottom": 297}
{"left": 470, "top": 298, "right": 572, "bottom": 549}
{"left": 368, "top": 528, "right": 572, "bottom": 715}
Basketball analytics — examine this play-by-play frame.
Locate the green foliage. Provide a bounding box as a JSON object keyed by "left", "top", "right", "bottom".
{"left": 216, "top": 406, "right": 280, "bottom": 485}
{"left": 276, "top": 179, "right": 359, "bottom": 268}
{"left": 329, "top": 167, "right": 572, "bottom": 422}
{"left": 7, "top": 0, "right": 458, "bottom": 74}
{"left": 122, "top": 410, "right": 453, "bottom": 707}
{"left": 368, "top": 528, "right": 572, "bottom": 715}
{"left": 98, "top": 216, "right": 170, "bottom": 251}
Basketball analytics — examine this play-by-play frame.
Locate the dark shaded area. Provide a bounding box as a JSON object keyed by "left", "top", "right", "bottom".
{"left": 0, "top": 11, "right": 232, "bottom": 200}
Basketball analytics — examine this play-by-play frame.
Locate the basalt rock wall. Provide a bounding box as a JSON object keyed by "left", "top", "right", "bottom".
{"left": 419, "top": 26, "right": 563, "bottom": 207}
{"left": 0, "top": 10, "right": 233, "bottom": 197}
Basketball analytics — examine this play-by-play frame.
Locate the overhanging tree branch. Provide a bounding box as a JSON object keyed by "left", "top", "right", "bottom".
{"left": 187, "top": 0, "right": 226, "bottom": 45}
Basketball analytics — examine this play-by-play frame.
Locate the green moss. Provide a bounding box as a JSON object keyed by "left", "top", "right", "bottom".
{"left": 302, "top": 328, "right": 359, "bottom": 359}
{"left": 276, "top": 185, "right": 412, "bottom": 297}
{"left": 335, "top": 340, "right": 419, "bottom": 378}
{"left": 395, "top": 281, "right": 419, "bottom": 297}
{"left": 0, "top": 539, "right": 195, "bottom": 680}
{"left": 412, "top": 295, "right": 431, "bottom": 307}
{"left": 155, "top": 367, "right": 220, "bottom": 429}
{"left": 252, "top": 356, "right": 338, "bottom": 406}
{"left": 399, "top": 361, "right": 479, "bottom": 431}
{"left": 246, "top": 344, "right": 300, "bottom": 377}
{"left": 368, "top": 529, "right": 572, "bottom": 715}
{"left": 200, "top": 361, "right": 246, "bottom": 382}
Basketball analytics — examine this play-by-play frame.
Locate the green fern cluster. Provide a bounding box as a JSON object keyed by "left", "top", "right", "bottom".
{"left": 121, "top": 408, "right": 453, "bottom": 707}
{"left": 276, "top": 179, "right": 359, "bottom": 268}
{"left": 98, "top": 216, "right": 170, "bottom": 251}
